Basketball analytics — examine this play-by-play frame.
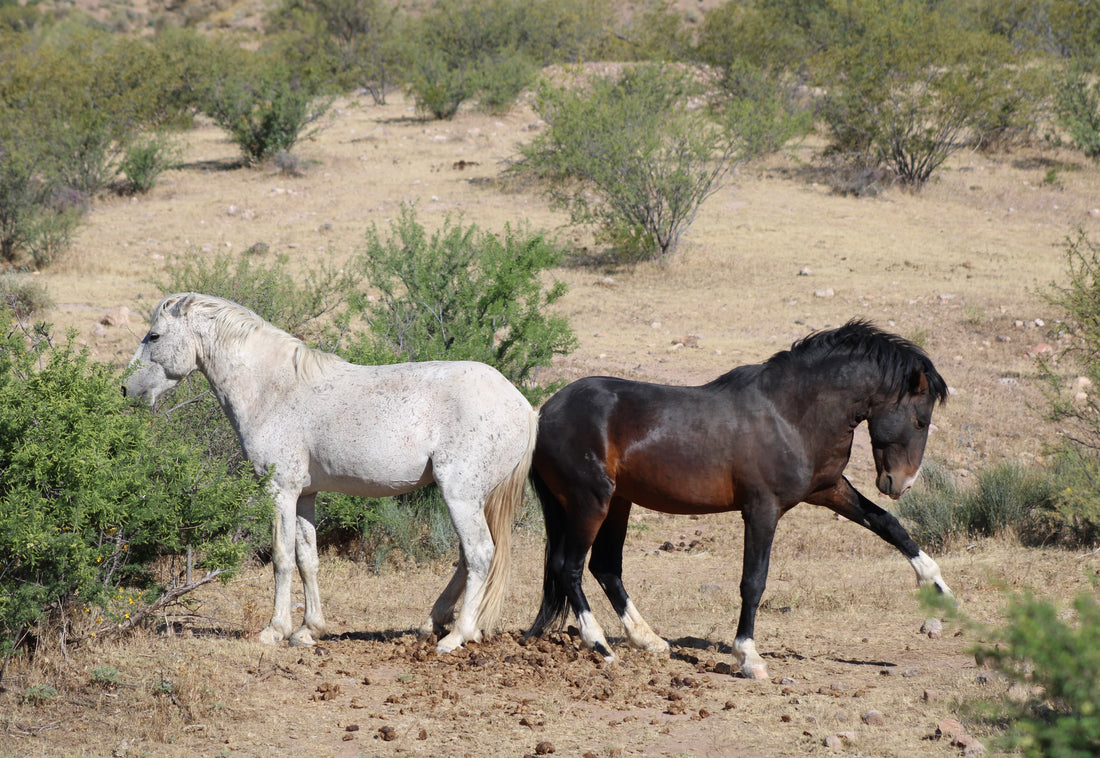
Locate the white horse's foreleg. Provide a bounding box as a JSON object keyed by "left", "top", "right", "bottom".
{"left": 289, "top": 494, "right": 325, "bottom": 647}
{"left": 420, "top": 550, "right": 466, "bottom": 638}
{"left": 436, "top": 501, "right": 493, "bottom": 654}
{"left": 259, "top": 491, "right": 298, "bottom": 645}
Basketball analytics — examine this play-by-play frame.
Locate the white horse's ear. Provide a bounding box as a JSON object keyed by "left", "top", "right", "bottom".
{"left": 166, "top": 293, "right": 196, "bottom": 318}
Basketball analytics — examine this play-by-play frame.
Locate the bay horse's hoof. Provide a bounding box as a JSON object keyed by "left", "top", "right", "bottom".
{"left": 740, "top": 662, "right": 770, "bottom": 680}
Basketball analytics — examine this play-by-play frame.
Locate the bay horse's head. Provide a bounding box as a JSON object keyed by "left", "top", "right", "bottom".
{"left": 791, "top": 320, "right": 949, "bottom": 499}
{"left": 867, "top": 364, "right": 946, "bottom": 499}
{"left": 122, "top": 293, "right": 204, "bottom": 405}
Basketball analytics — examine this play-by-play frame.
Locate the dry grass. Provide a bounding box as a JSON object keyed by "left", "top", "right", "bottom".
{"left": 3, "top": 90, "right": 1100, "bottom": 756}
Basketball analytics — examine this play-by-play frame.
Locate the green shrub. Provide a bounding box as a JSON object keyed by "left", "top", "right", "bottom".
{"left": 0, "top": 274, "right": 53, "bottom": 321}
{"left": 0, "top": 135, "right": 84, "bottom": 269}
{"left": 816, "top": 0, "right": 1023, "bottom": 187}
{"left": 400, "top": 0, "right": 601, "bottom": 118}
{"left": 118, "top": 133, "right": 179, "bottom": 195}
{"left": 266, "top": 0, "right": 403, "bottom": 104}
{"left": 895, "top": 459, "right": 962, "bottom": 551}
{"left": 200, "top": 47, "right": 330, "bottom": 165}
{"left": 516, "top": 63, "right": 789, "bottom": 261}
{"left": 156, "top": 250, "right": 362, "bottom": 342}
{"left": 897, "top": 460, "right": 1056, "bottom": 550}
{"left": 0, "top": 321, "right": 271, "bottom": 660}
{"left": 348, "top": 203, "right": 576, "bottom": 402}
{"left": 1055, "top": 63, "right": 1100, "bottom": 161}
{"left": 975, "top": 589, "right": 1100, "bottom": 757}
{"left": 1030, "top": 445, "right": 1100, "bottom": 548}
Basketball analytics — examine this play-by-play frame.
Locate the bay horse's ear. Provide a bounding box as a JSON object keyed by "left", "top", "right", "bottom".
{"left": 909, "top": 369, "right": 929, "bottom": 397}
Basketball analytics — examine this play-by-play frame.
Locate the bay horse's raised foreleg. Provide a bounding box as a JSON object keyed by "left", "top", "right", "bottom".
{"left": 735, "top": 500, "right": 782, "bottom": 679}
{"left": 590, "top": 497, "right": 669, "bottom": 655}
{"left": 806, "top": 477, "right": 953, "bottom": 597}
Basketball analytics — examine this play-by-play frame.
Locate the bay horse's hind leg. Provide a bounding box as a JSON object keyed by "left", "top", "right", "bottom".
{"left": 420, "top": 548, "right": 467, "bottom": 638}
{"left": 589, "top": 497, "right": 669, "bottom": 656}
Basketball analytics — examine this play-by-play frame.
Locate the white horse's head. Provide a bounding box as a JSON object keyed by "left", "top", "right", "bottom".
{"left": 123, "top": 293, "right": 203, "bottom": 405}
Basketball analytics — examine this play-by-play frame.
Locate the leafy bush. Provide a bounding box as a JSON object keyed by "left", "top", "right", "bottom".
{"left": 516, "top": 63, "right": 790, "bottom": 261}
{"left": 156, "top": 249, "right": 362, "bottom": 342}
{"left": 0, "top": 135, "right": 84, "bottom": 269}
{"left": 266, "top": 0, "right": 404, "bottom": 104}
{"left": 348, "top": 203, "right": 576, "bottom": 401}
{"left": 118, "top": 133, "right": 179, "bottom": 195}
{"left": 1055, "top": 63, "right": 1100, "bottom": 161}
{"left": 974, "top": 589, "right": 1100, "bottom": 757}
{"left": 1042, "top": 231, "right": 1100, "bottom": 454}
{"left": 0, "top": 274, "right": 53, "bottom": 321}
{"left": 816, "top": 0, "right": 1023, "bottom": 187}
{"left": 0, "top": 320, "right": 271, "bottom": 660}
{"left": 401, "top": 0, "right": 606, "bottom": 118}
{"left": 199, "top": 47, "right": 330, "bottom": 165}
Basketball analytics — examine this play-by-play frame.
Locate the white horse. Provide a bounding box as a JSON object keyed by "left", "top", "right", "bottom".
{"left": 124, "top": 293, "right": 538, "bottom": 653}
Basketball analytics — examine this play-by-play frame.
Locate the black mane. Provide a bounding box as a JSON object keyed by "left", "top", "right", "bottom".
{"left": 708, "top": 320, "right": 948, "bottom": 403}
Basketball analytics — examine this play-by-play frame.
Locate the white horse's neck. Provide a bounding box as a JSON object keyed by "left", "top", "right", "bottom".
{"left": 193, "top": 317, "right": 299, "bottom": 440}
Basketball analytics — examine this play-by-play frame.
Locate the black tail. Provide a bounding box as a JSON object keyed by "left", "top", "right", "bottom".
{"left": 524, "top": 468, "right": 571, "bottom": 639}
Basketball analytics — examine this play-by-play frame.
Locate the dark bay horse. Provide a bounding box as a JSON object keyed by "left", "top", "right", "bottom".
{"left": 526, "top": 320, "right": 952, "bottom": 678}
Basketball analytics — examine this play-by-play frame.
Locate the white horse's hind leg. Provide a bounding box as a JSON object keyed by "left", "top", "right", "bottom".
{"left": 289, "top": 494, "right": 325, "bottom": 647}
{"left": 436, "top": 499, "right": 493, "bottom": 654}
{"left": 420, "top": 550, "right": 466, "bottom": 638}
{"left": 259, "top": 492, "right": 298, "bottom": 645}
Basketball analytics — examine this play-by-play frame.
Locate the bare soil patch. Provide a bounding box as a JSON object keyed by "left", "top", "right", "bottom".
{"left": 4, "top": 91, "right": 1100, "bottom": 757}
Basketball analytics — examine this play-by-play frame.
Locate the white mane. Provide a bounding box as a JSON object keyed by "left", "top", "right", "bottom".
{"left": 158, "top": 293, "right": 343, "bottom": 383}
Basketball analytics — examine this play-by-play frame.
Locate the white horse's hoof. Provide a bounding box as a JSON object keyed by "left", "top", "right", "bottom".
{"left": 258, "top": 626, "right": 284, "bottom": 645}
{"left": 435, "top": 633, "right": 465, "bottom": 654}
{"left": 288, "top": 628, "right": 318, "bottom": 647}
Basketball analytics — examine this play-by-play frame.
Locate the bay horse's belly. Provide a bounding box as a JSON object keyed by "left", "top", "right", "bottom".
{"left": 613, "top": 470, "right": 739, "bottom": 516}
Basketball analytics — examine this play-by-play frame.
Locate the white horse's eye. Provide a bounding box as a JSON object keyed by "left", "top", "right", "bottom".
{"left": 148, "top": 333, "right": 160, "bottom": 343}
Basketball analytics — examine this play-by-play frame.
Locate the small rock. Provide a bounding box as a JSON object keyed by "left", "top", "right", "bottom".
{"left": 861, "top": 709, "right": 886, "bottom": 726}
{"left": 923, "top": 689, "right": 941, "bottom": 702}
{"left": 378, "top": 725, "right": 396, "bottom": 741}
{"left": 799, "top": 267, "right": 812, "bottom": 276}
{"left": 921, "top": 618, "right": 943, "bottom": 639}
{"left": 935, "top": 718, "right": 966, "bottom": 739}
{"left": 535, "top": 741, "right": 556, "bottom": 755}
{"left": 823, "top": 735, "right": 843, "bottom": 750}
{"left": 101, "top": 306, "right": 131, "bottom": 327}
{"left": 814, "top": 288, "right": 835, "bottom": 298}
{"left": 953, "top": 733, "right": 986, "bottom": 755}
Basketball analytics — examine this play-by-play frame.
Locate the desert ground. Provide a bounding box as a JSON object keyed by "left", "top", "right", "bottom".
{"left": 3, "top": 88, "right": 1100, "bottom": 757}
